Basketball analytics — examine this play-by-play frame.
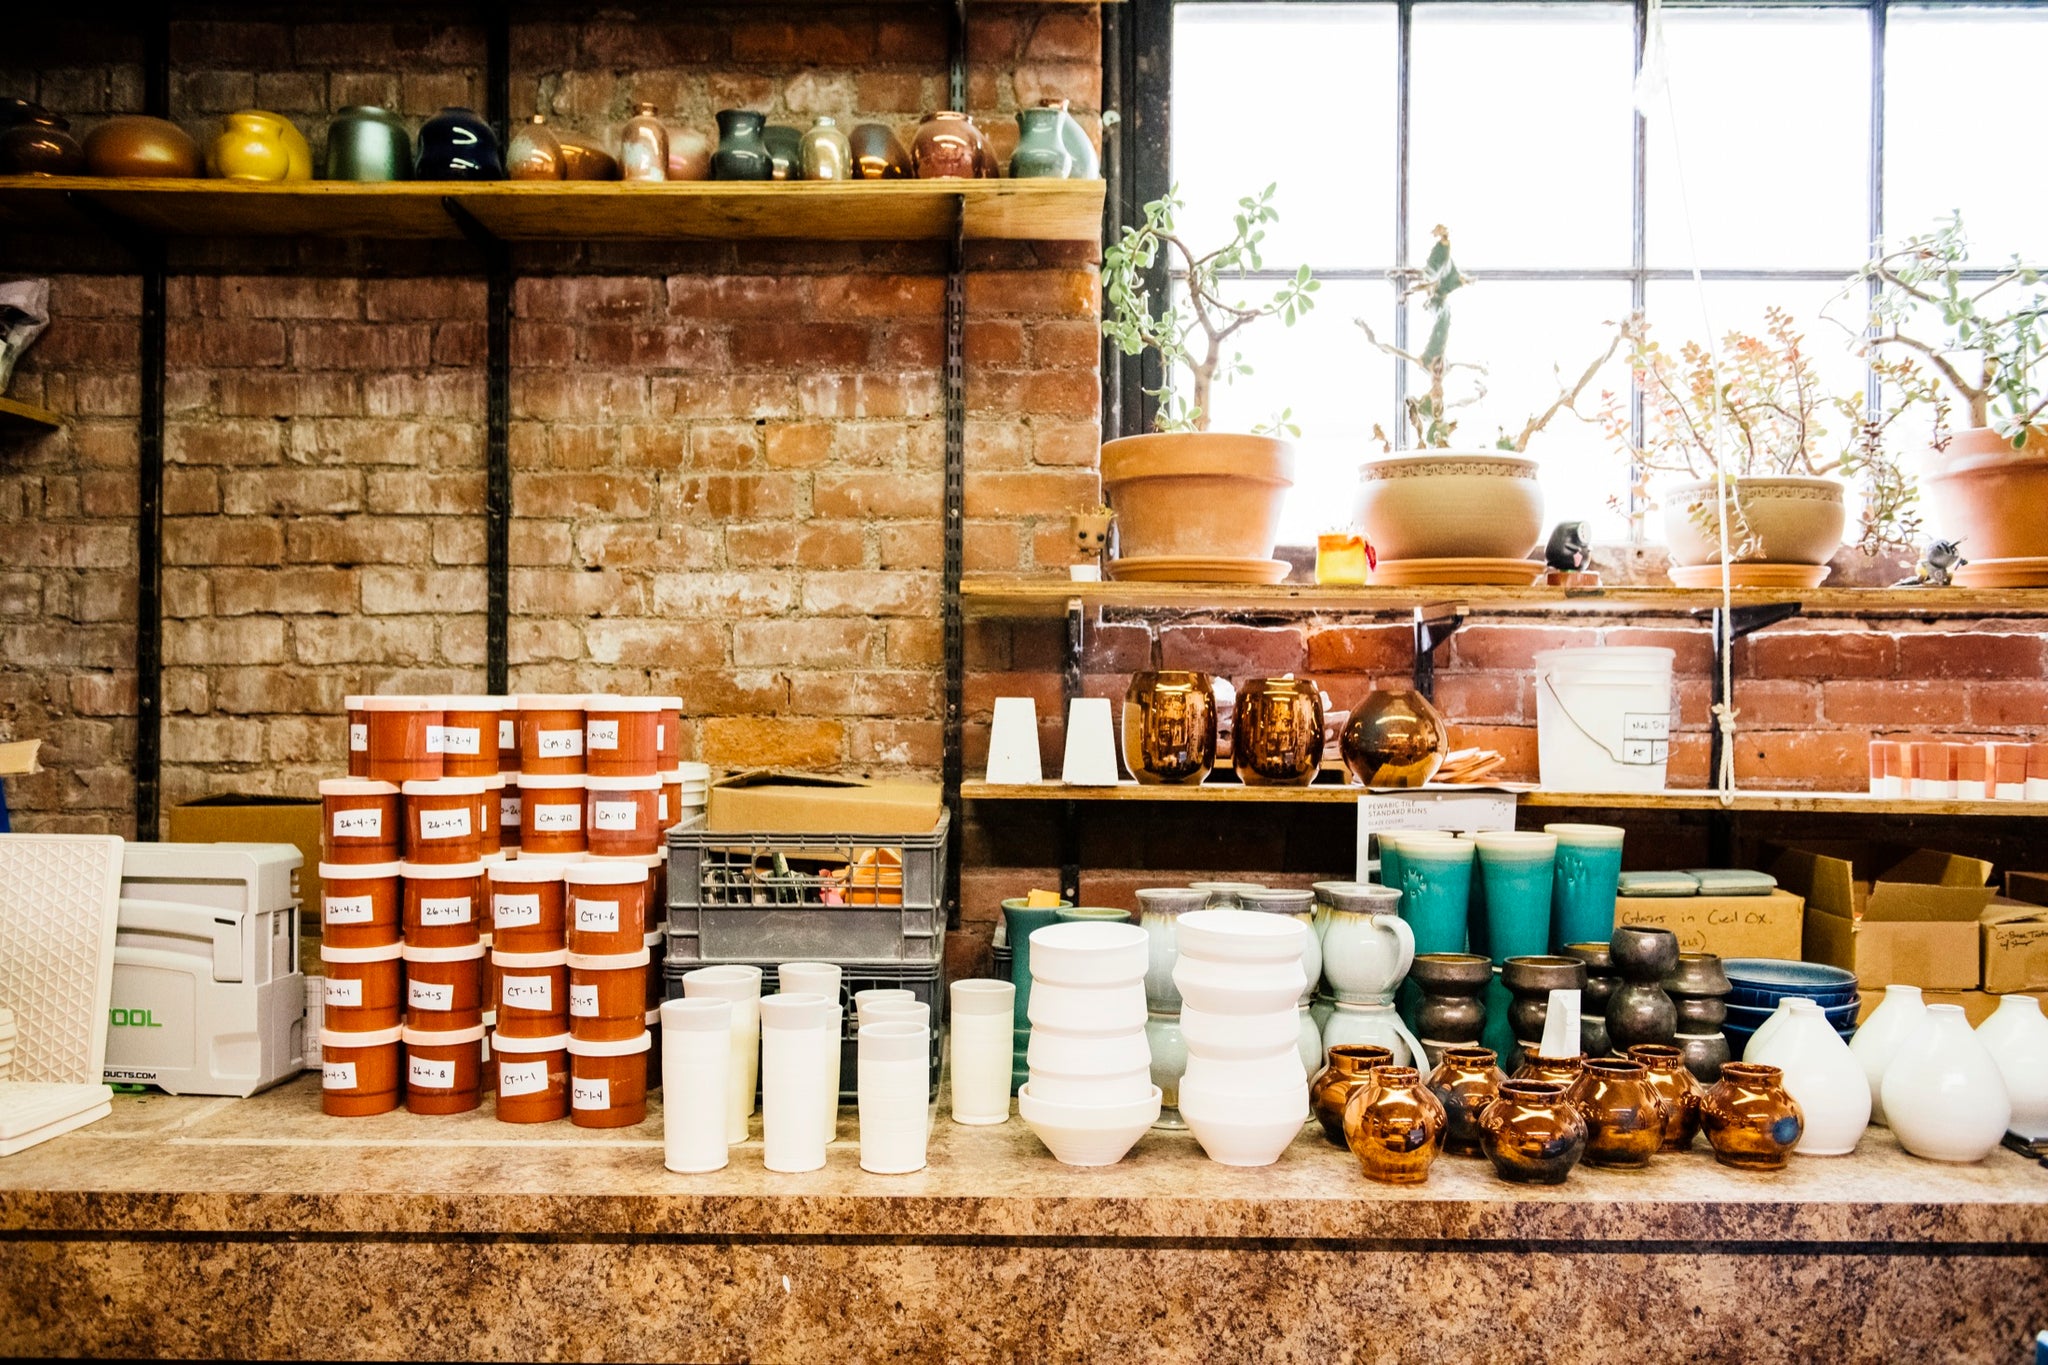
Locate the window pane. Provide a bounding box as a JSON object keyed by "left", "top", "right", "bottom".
{"left": 1410, "top": 3, "right": 1634, "bottom": 268}
{"left": 1886, "top": 6, "right": 2048, "bottom": 262}
{"left": 1173, "top": 5, "right": 1396, "bottom": 268}
{"left": 1645, "top": 10, "right": 1869, "bottom": 270}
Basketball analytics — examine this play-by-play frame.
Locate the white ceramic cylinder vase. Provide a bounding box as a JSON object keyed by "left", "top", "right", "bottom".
{"left": 1848, "top": 983, "right": 1926, "bottom": 1126}
{"left": 779, "top": 961, "right": 844, "bottom": 1144}
{"left": 858, "top": 1020, "right": 932, "bottom": 1173}
{"left": 1172, "top": 909, "right": 1311, "bottom": 1167}
{"left": 950, "top": 978, "right": 1016, "bottom": 1125}
{"left": 660, "top": 997, "right": 732, "bottom": 1174}
{"left": 682, "top": 964, "right": 763, "bottom": 1144}
{"left": 1018, "top": 921, "right": 1160, "bottom": 1165}
{"left": 760, "top": 993, "right": 833, "bottom": 1173}
{"left": 1745, "top": 998, "right": 1870, "bottom": 1156}
{"left": 854, "top": 988, "right": 914, "bottom": 1025}
{"left": 1975, "top": 993, "right": 2048, "bottom": 1142}
{"left": 1881, "top": 1004, "right": 2013, "bottom": 1163}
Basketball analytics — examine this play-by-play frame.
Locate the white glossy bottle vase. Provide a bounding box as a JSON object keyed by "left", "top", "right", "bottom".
{"left": 1976, "top": 993, "right": 2048, "bottom": 1142}
{"left": 1848, "top": 984, "right": 1926, "bottom": 1126}
{"left": 1745, "top": 999, "right": 1870, "bottom": 1156}
{"left": 1881, "top": 1004, "right": 2013, "bottom": 1163}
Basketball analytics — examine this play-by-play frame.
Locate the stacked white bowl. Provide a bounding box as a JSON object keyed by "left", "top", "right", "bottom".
{"left": 1173, "top": 909, "right": 1311, "bottom": 1166}
{"left": 1018, "top": 921, "right": 1161, "bottom": 1166}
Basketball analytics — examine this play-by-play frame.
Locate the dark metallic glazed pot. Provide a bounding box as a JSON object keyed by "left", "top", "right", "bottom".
{"left": 849, "top": 122, "right": 912, "bottom": 179}
{"left": 1122, "top": 671, "right": 1217, "bottom": 785}
{"left": 1606, "top": 925, "right": 1680, "bottom": 1053}
{"left": 1339, "top": 687, "right": 1448, "bottom": 787}
{"left": 1561, "top": 941, "right": 1615, "bottom": 1057}
{"left": 1233, "top": 675, "right": 1324, "bottom": 786}
{"left": 1426, "top": 1044, "right": 1506, "bottom": 1156}
{"left": 1410, "top": 953, "right": 1492, "bottom": 1056}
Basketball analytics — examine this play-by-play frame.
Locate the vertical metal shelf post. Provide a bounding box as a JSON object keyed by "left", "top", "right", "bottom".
{"left": 483, "top": 8, "right": 512, "bottom": 694}
{"left": 135, "top": 12, "right": 170, "bottom": 840}
{"left": 940, "top": 0, "right": 969, "bottom": 927}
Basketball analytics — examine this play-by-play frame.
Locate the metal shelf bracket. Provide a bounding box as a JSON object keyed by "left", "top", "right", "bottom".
{"left": 1412, "top": 604, "right": 1467, "bottom": 702}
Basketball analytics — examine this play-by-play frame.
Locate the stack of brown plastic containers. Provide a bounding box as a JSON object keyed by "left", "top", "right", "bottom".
{"left": 319, "top": 690, "right": 684, "bottom": 1126}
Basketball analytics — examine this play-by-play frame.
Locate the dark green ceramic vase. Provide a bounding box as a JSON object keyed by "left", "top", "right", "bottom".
{"left": 324, "top": 106, "right": 412, "bottom": 181}
{"left": 712, "top": 110, "right": 772, "bottom": 181}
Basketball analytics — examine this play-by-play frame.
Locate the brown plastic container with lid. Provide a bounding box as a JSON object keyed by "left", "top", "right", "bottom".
{"left": 567, "top": 947, "right": 652, "bottom": 1042}
{"left": 345, "top": 695, "right": 371, "bottom": 778}
{"left": 564, "top": 860, "right": 652, "bottom": 956}
{"left": 319, "top": 941, "right": 404, "bottom": 1030}
{"left": 583, "top": 695, "right": 664, "bottom": 778}
{"left": 497, "top": 776, "right": 523, "bottom": 849}
{"left": 656, "top": 696, "right": 683, "bottom": 768}
{"left": 478, "top": 775, "right": 505, "bottom": 856}
{"left": 518, "top": 773, "right": 587, "bottom": 856}
{"left": 402, "top": 777, "right": 487, "bottom": 865}
{"left": 402, "top": 1023, "right": 485, "bottom": 1115}
{"left": 490, "top": 860, "right": 568, "bottom": 951}
{"left": 492, "top": 1030, "right": 570, "bottom": 1123}
{"left": 402, "top": 942, "right": 485, "bottom": 1030}
{"left": 645, "top": 1006, "right": 664, "bottom": 1089}
{"left": 365, "top": 696, "right": 445, "bottom": 784}
{"left": 318, "top": 861, "right": 402, "bottom": 949}
{"left": 400, "top": 860, "right": 485, "bottom": 947}
{"left": 584, "top": 774, "right": 663, "bottom": 857}
{"left": 320, "top": 1026, "right": 402, "bottom": 1117}
{"left": 518, "top": 693, "right": 588, "bottom": 776}
{"left": 568, "top": 1030, "right": 651, "bottom": 1127}
{"left": 319, "top": 778, "right": 401, "bottom": 864}
{"left": 494, "top": 947, "right": 570, "bottom": 1037}
{"left": 438, "top": 696, "right": 506, "bottom": 779}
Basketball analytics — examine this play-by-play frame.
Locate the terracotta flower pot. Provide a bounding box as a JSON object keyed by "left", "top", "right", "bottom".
{"left": 1100, "top": 432, "right": 1295, "bottom": 562}
{"left": 1662, "top": 475, "right": 1845, "bottom": 571}
{"left": 1924, "top": 427, "right": 2048, "bottom": 585}
{"left": 1352, "top": 451, "right": 1543, "bottom": 561}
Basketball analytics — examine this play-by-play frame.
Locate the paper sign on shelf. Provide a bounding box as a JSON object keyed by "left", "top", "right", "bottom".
{"left": 1353, "top": 788, "right": 1519, "bottom": 884}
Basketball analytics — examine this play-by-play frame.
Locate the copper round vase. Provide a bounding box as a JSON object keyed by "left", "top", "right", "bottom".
{"left": 1233, "top": 676, "right": 1324, "bottom": 786}
{"left": 1425, "top": 1045, "right": 1506, "bottom": 1156}
{"left": 1310, "top": 1044, "right": 1391, "bottom": 1146}
{"left": 1340, "top": 687, "right": 1449, "bottom": 787}
{"left": 911, "top": 111, "right": 984, "bottom": 179}
{"left": 1341, "top": 1065, "right": 1447, "bottom": 1185}
{"left": 1567, "top": 1058, "right": 1665, "bottom": 1169}
{"left": 1700, "top": 1062, "right": 1804, "bottom": 1171}
{"left": 1122, "top": 671, "right": 1217, "bottom": 784}
{"left": 83, "top": 115, "right": 200, "bottom": 178}
{"left": 1478, "top": 1080, "right": 1588, "bottom": 1185}
{"left": 1513, "top": 1052, "right": 1585, "bottom": 1088}
{"left": 1628, "top": 1043, "right": 1703, "bottom": 1151}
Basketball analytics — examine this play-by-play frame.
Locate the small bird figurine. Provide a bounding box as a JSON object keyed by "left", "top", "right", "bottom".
{"left": 1545, "top": 521, "right": 1593, "bottom": 573}
{"left": 1894, "top": 539, "right": 1967, "bottom": 588}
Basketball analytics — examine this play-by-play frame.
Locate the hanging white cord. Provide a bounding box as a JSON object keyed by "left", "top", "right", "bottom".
{"left": 1636, "top": 1, "right": 1740, "bottom": 808}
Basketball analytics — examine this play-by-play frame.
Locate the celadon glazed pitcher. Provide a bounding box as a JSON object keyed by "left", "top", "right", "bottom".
{"left": 1322, "top": 886, "right": 1414, "bottom": 1003}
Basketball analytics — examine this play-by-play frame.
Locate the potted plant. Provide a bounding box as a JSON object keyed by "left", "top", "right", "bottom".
{"left": 1601, "top": 307, "right": 1919, "bottom": 587}
{"left": 1352, "top": 226, "right": 1630, "bottom": 583}
{"left": 1843, "top": 214, "right": 2048, "bottom": 586}
{"left": 1098, "top": 185, "right": 1318, "bottom": 579}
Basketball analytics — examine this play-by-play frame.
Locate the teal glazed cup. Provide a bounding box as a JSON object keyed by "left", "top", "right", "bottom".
{"left": 1474, "top": 833, "right": 1557, "bottom": 1059}
{"left": 1394, "top": 836, "right": 1473, "bottom": 957}
{"left": 1375, "top": 834, "right": 1405, "bottom": 893}
{"left": 1544, "top": 823, "right": 1626, "bottom": 952}
{"left": 1002, "top": 900, "right": 1065, "bottom": 1094}
{"left": 1056, "top": 905, "right": 1133, "bottom": 924}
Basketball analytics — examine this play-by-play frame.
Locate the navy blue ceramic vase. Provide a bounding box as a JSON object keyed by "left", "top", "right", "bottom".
{"left": 414, "top": 107, "right": 504, "bottom": 181}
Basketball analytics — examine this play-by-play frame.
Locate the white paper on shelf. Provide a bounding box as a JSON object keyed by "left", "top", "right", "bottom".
{"left": 1353, "top": 790, "right": 1518, "bottom": 883}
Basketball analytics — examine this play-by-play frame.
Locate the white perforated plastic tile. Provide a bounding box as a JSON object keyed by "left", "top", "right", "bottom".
{"left": 0, "top": 834, "right": 124, "bottom": 1084}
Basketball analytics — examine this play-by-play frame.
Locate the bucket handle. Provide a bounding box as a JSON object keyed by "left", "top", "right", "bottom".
{"left": 1539, "top": 670, "right": 1662, "bottom": 768}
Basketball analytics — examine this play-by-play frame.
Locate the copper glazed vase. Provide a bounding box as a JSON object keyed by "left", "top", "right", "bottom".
{"left": 1567, "top": 1057, "right": 1666, "bottom": 1169}
{"left": 1426, "top": 1044, "right": 1506, "bottom": 1156}
{"left": 1478, "top": 1079, "right": 1587, "bottom": 1185}
{"left": 1234, "top": 676, "right": 1325, "bottom": 786}
{"left": 1342, "top": 1065, "right": 1447, "bottom": 1185}
{"left": 1310, "top": 1043, "right": 1391, "bottom": 1146}
{"left": 1628, "top": 1043, "right": 1703, "bottom": 1151}
{"left": 1122, "top": 671, "right": 1217, "bottom": 785}
{"left": 1340, "top": 687, "right": 1449, "bottom": 787}
{"left": 1700, "top": 1062, "right": 1804, "bottom": 1171}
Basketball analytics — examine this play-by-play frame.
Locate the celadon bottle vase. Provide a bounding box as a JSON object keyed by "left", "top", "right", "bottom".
{"left": 1975, "top": 994, "right": 2048, "bottom": 1141}
{"left": 1042, "top": 99, "right": 1098, "bottom": 177}
{"left": 1744, "top": 999, "right": 1869, "bottom": 1156}
{"left": 1881, "top": 1004, "right": 2012, "bottom": 1163}
{"left": 1848, "top": 983, "right": 1926, "bottom": 1125}
{"left": 1008, "top": 107, "right": 1072, "bottom": 179}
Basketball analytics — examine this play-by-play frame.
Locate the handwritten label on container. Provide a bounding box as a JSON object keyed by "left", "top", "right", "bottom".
{"left": 531, "top": 803, "right": 582, "bottom": 832}
{"left": 418, "top": 807, "right": 473, "bottom": 841}
{"left": 322, "top": 1061, "right": 358, "bottom": 1090}
{"left": 575, "top": 898, "right": 620, "bottom": 933}
{"left": 437, "top": 725, "right": 482, "bottom": 757}
{"left": 587, "top": 720, "right": 620, "bottom": 751}
{"left": 500, "top": 795, "right": 521, "bottom": 826}
{"left": 536, "top": 729, "right": 584, "bottom": 758}
{"left": 324, "top": 894, "right": 374, "bottom": 925}
{"left": 424, "top": 726, "right": 449, "bottom": 754}
{"left": 409, "top": 979, "right": 455, "bottom": 1012}
{"left": 409, "top": 1056, "right": 455, "bottom": 1089}
{"left": 502, "top": 975, "right": 553, "bottom": 1010}
{"left": 656, "top": 722, "right": 665, "bottom": 750}
{"left": 499, "top": 1058, "right": 549, "bottom": 1098}
{"left": 324, "top": 977, "right": 364, "bottom": 1008}
{"left": 570, "top": 983, "right": 600, "bottom": 1017}
{"left": 499, "top": 719, "right": 517, "bottom": 751}
{"left": 493, "top": 892, "right": 541, "bottom": 929}
{"left": 332, "top": 808, "right": 382, "bottom": 839}
{"left": 572, "top": 1077, "right": 611, "bottom": 1110}
{"left": 659, "top": 792, "right": 669, "bottom": 822}
{"left": 349, "top": 722, "right": 368, "bottom": 753}
{"left": 592, "top": 800, "right": 637, "bottom": 832}
{"left": 418, "top": 896, "right": 472, "bottom": 926}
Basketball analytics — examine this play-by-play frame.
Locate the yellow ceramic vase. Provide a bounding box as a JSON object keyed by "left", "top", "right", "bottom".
{"left": 210, "top": 110, "right": 312, "bottom": 181}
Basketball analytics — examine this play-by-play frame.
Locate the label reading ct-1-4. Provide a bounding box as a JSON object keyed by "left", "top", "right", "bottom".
{"left": 572, "top": 1077, "right": 611, "bottom": 1110}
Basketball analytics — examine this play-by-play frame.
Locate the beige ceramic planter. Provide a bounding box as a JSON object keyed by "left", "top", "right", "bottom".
{"left": 1662, "top": 475, "right": 1845, "bottom": 569}
{"left": 1099, "top": 432, "right": 1295, "bottom": 561}
{"left": 1352, "top": 452, "right": 1544, "bottom": 561}
{"left": 1922, "top": 427, "right": 2048, "bottom": 565}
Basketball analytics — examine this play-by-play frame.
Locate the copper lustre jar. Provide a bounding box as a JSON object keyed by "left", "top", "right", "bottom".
{"left": 1121, "top": 671, "right": 1217, "bottom": 784}
{"left": 1425, "top": 1044, "right": 1507, "bottom": 1157}
{"left": 1567, "top": 1057, "right": 1666, "bottom": 1169}
{"left": 1233, "top": 676, "right": 1325, "bottom": 786}
{"left": 1513, "top": 1052, "right": 1585, "bottom": 1089}
{"left": 1310, "top": 1044, "right": 1391, "bottom": 1146}
{"left": 1339, "top": 686, "right": 1449, "bottom": 787}
{"left": 1478, "top": 1080, "right": 1587, "bottom": 1185}
{"left": 1341, "top": 1065, "right": 1447, "bottom": 1185}
{"left": 1700, "top": 1062, "right": 1804, "bottom": 1171}
{"left": 1628, "top": 1043, "right": 1703, "bottom": 1150}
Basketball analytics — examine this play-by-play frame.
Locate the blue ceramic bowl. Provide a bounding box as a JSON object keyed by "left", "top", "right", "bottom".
{"left": 1727, "top": 981, "right": 1859, "bottom": 1009}
{"left": 1724, "top": 958, "right": 1857, "bottom": 995}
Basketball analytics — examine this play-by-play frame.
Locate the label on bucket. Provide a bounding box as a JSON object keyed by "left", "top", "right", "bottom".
{"left": 587, "top": 720, "right": 619, "bottom": 751}
{"left": 575, "top": 898, "right": 620, "bottom": 933}
{"left": 419, "top": 896, "right": 472, "bottom": 926}
{"left": 499, "top": 719, "right": 517, "bottom": 751}
{"left": 409, "top": 1056, "right": 454, "bottom": 1089}
{"left": 536, "top": 729, "right": 584, "bottom": 758}
{"left": 1622, "top": 712, "right": 1671, "bottom": 740}
{"left": 500, "top": 1059, "right": 548, "bottom": 1097}
{"left": 325, "top": 978, "right": 363, "bottom": 1008}
{"left": 532, "top": 803, "right": 581, "bottom": 832}
{"left": 570, "top": 983, "right": 600, "bottom": 1017}
{"left": 409, "top": 979, "right": 454, "bottom": 1012}
{"left": 1622, "top": 738, "right": 1671, "bottom": 765}
{"left": 573, "top": 1076, "right": 611, "bottom": 1110}
{"left": 419, "top": 807, "right": 473, "bottom": 841}
{"left": 503, "top": 975, "right": 552, "bottom": 1010}
{"left": 332, "top": 808, "right": 382, "bottom": 839}
{"left": 325, "top": 894, "right": 374, "bottom": 925}
{"left": 438, "top": 725, "right": 482, "bottom": 757}
{"left": 322, "top": 1061, "right": 357, "bottom": 1090}
{"left": 349, "top": 723, "right": 368, "bottom": 753}
{"left": 494, "top": 893, "right": 540, "bottom": 928}
{"left": 592, "top": 800, "right": 637, "bottom": 832}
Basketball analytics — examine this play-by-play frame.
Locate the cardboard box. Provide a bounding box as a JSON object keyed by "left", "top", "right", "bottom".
{"left": 168, "top": 795, "right": 322, "bottom": 923}
{"left": 705, "top": 770, "right": 942, "bottom": 837}
{"left": 1773, "top": 842, "right": 1995, "bottom": 990}
{"left": 1612, "top": 889, "right": 1805, "bottom": 961}
{"left": 1856, "top": 988, "right": 2048, "bottom": 1028}
{"left": 2008, "top": 871, "right": 2048, "bottom": 907}
{"left": 1981, "top": 895, "right": 2048, "bottom": 994}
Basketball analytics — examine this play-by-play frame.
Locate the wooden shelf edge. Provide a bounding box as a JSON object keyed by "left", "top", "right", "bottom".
{"left": 0, "top": 396, "right": 60, "bottom": 431}
{"left": 960, "top": 781, "right": 2048, "bottom": 816}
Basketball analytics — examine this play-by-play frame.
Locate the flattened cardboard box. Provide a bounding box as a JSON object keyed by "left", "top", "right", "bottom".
{"left": 705, "top": 770, "right": 942, "bottom": 836}
{"left": 1773, "top": 841, "right": 1994, "bottom": 990}
{"left": 1983, "top": 884, "right": 2048, "bottom": 994}
{"left": 168, "top": 795, "right": 322, "bottom": 924}
{"left": 1611, "top": 889, "right": 1804, "bottom": 961}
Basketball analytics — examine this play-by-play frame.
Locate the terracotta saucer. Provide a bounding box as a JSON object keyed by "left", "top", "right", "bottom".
{"left": 1668, "top": 562, "right": 1831, "bottom": 589}
{"left": 1368, "top": 558, "right": 1544, "bottom": 587}
{"left": 1110, "top": 556, "right": 1291, "bottom": 584}
{"left": 1951, "top": 557, "right": 2048, "bottom": 589}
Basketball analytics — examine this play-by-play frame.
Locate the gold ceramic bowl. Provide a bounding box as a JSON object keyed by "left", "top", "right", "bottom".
{"left": 1121, "top": 671, "right": 1217, "bottom": 785}
{"left": 1234, "top": 676, "right": 1325, "bottom": 786}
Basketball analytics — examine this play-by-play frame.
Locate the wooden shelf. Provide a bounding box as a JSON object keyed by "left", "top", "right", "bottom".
{"left": 0, "top": 177, "right": 1105, "bottom": 244}
{"left": 0, "top": 396, "right": 60, "bottom": 432}
{"left": 961, "top": 780, "right": 2048, "bottom": 817}
{"left": 962, "top": 577, "right": 2048, "bottom": 619}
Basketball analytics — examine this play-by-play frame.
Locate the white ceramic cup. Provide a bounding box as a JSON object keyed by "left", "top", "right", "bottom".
{"left": 682, "top": 964, "right": 763, "bottom": 1143}
{"left": 660, "top": 997, "right": 732, "bottom": 1173}
{"left": 949, "top": 979, "right": 1016, "bottom": 1125}
{"left": 858, "top": 1021, "right": 931, "bottom": 1174}
{"left": 760, "top": 992, "right": 833, "bottom": 1173}
{"left": 780, "top": 962, "right": 844, "bottom": 1143}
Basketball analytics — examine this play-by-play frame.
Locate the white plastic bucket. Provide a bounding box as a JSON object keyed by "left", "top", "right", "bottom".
{"left": 1533, "top": 647, "right": 1675, "bottom": 792}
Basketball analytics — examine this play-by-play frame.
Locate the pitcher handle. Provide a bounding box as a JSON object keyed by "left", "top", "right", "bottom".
{"left": 1390, "top": 1013, "right": 1429, "bottom": 1069}
{"left": 1379, "top": 913, "right": 1415, "bottom": 983}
